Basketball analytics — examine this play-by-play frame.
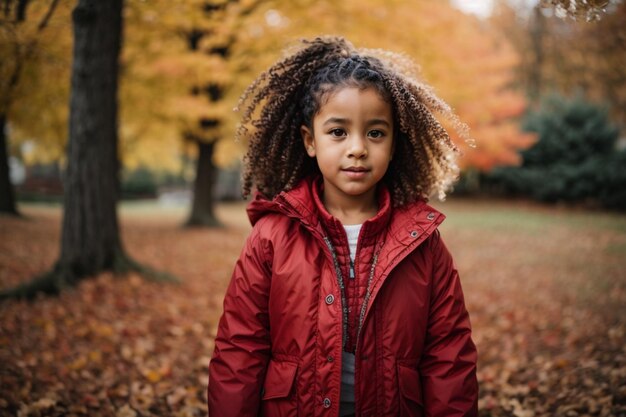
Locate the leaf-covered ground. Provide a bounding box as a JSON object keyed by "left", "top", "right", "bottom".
{"left": 1, "top": 200, "right": 625, "bottom": 417}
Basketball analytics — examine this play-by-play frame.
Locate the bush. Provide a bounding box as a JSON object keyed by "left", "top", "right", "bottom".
{"left": 487, "top": 95, "right": 625, "bottom": 210}
{"left": 520, "top": 96, "right": 618, "bottom": 167}
{"left": 595, "top": 150, "right": 626, "bottom": 210}
{"left": 121, "top": 166, "right": 157, "bottom": 199}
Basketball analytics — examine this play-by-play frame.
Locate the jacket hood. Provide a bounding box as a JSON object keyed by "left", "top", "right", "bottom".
{"left": 246, "top": 176, "right": 324, "bottom": 228}
{"left": 247, "top": 193, "right": 286, "bottom": 227}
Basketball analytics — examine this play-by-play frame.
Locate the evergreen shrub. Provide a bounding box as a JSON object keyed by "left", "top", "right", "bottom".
{"left": 487, "top": 95, "right": 625, "bottom": 210}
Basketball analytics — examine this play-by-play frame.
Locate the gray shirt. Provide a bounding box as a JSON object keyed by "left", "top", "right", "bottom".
{"left": 339, "top": 223, "right": 362, "bottom": 416}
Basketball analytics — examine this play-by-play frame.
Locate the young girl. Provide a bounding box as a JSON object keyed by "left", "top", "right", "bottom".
{"left": 208, "top": 36, "right": 478, "bottom": 417}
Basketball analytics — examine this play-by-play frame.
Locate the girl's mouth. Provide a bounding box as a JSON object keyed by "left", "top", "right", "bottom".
{"left": 342, "top": 167, "right": 370, "bottom": 179}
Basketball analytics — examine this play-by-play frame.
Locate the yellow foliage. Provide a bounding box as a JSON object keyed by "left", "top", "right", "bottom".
{"left": 6, "top": 0, "right": 529, "bottom": 173}
{"left": 2, "top": 1, "right": 73, "bottom": 165}
{"left": 228, "top": 0, "right": 530, "bottom": 171}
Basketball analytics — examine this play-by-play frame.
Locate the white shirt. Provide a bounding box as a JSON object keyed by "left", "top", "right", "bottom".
{"left": 339, "top": 223, "right": 362, "bottom": 416}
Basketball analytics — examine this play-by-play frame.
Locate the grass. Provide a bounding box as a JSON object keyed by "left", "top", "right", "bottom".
{"left": 16, "top": 199, "right": 251, "bottom": 229}
{"left": 434, "top": 198, "right": 626, "bottom": 234}
{"left": 431, "top": 198, "right": 626, "bottom": 311}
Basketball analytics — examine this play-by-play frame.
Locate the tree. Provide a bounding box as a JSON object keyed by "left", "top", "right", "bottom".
{"left": 0, "top": 0, "right": 64, "bottom": 215}
{"left": 271, "top": 0, "right": 532, "bottom": 172}
{"left": 1, "top": 0, "right": 175, "bottom": 300}
{"left": 174, "top": 0, "right": 266, "bottom": 227}
{"left": 121, "top": 0, "right": 269, "bottom": 227}
{"left": 492, "top": 1, "right": 626, "bottom": 128}
{"left": 8, "top": 6, "right": 72, "bottom": 173}
{"left": 96, "top": 0, "right": 534, "bottom": 212}
{"left": 577, "top": 2, "right": 626, "bottom": 128}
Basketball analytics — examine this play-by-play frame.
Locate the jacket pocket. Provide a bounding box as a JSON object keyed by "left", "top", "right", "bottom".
{"left": 260, "top": 359, "right": 298, "bottom": 417}
{"left": 397, "top": 363, "right": 423, "bottom": 417}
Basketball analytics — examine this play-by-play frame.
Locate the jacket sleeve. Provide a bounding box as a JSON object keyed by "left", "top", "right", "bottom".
{"left": 419, "top": 230, "right": 478, "bottom": 417}
{"left": 208, "top": 223, "right": 272, "bottom": 417}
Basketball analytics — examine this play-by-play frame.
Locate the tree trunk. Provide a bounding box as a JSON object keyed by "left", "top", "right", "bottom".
{"left": 0, "top": 114, "right": 18, "bottom": 215}
{"left": 185, "top": 140, "right": 221, "bottom": 227}
{"left": 528, "top": 5, "right": 545, "bottom": 104}
{"left": 57, "top": 0, "right": 125, "bottom": 279}
{"left": 0, "top": 0, "right": 177, "bottom": 301}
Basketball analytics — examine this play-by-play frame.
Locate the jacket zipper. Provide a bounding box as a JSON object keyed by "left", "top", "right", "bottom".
{"left": 355, "top": 241, "right": 383, "bottom": 352}
{"left": 323, "top": 236, "right": 350, "bottom": 350}
{"left": 324, "top": 236, "right": 383, "bottom": 416}
{"left": 322, "top": 237, "right": 383, "bottom": 351}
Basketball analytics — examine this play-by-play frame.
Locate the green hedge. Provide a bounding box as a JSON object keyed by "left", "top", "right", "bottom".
{"left": 121, "top": 166, "right": 158, "bottom": 199}
{"left": 486, "top": 95, "right": 626, "bottom": 210}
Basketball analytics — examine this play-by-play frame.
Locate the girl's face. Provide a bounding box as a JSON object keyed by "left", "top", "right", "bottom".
{"left": 301, "top": 86, "right": 394, "bottom": 211}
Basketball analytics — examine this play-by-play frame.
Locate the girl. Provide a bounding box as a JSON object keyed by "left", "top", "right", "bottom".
{"left": 208, "top": 36, "right": 478, "bottom": 417}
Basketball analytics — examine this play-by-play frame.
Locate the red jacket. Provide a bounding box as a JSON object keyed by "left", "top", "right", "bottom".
{"left": 208, "top": 177, "right": 478, "bottom": 417}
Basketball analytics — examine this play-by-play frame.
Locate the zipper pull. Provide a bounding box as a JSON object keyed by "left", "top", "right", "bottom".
{"left": 349, "top": 259, "right": 355, "bottom": 279}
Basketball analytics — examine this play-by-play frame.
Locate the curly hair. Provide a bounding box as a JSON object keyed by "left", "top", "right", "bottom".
{"left": 236, "top": 36, "right": 469, "bottom": 205}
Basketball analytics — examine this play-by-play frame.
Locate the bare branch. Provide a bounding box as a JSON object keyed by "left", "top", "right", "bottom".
{"left": 37, "top": 0, "right": 60, "bottom": 31}
{"left": 238, "top": 0, "right": 265, "bottom": 18}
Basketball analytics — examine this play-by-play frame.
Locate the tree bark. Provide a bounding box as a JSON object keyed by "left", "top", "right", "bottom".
{"left": 57, "top": 0, "right": 125, "bottom": 279}
{"left": 185, "top": 140, "right": 221, "bottom": 227}
{"left": 0, "top": 113, "right": 18, "bottom": 215}
{"left": 1, "top": 0, "right": 177, "bottom": 301}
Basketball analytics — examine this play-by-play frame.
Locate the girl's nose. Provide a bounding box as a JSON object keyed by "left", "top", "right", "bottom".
{"left": 347, "top": 136, "right": 368, "bottom": 158}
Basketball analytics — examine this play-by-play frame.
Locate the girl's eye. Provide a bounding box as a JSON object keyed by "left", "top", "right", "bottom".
{"left": 329, "top": 128, "right": 346, "bottom": 137}
{"left": 368, "top": 130, "right": 385, "bottom": 139}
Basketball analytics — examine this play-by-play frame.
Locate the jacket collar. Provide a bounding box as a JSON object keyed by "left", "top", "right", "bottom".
{"left": 309, "top": 176, "right": 393, "bottom": 246}
{"left": 246, "top": 176, "right": 321, "bottom": 231}
{"left": 247, "top": 175, "right": 444, "bottom": 248}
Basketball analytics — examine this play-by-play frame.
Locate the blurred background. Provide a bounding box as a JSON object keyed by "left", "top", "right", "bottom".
{"left": 2, "top": 0, "right": 625, "bottom": 213}
{"left": 0, "top": 1, "right": 625, "bottom": 416}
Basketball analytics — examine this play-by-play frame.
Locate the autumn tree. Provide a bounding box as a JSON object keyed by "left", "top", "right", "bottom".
{"left": 0, "top": 0, "right": 65, "bottom": 215}
{"left": 492, "top": 1, "right": 625, "bottom": 127}
{"left": 7, "top": 4, "right": 73, "bottom": 180}
{"left": 176, "top": 0, "right": 270, "bottom": 227}
{"left": 208, "top": 0, "right": 531, "bottom": 185}
{"left": 120, "top": 1, "right": 266, "bottom": 227}
{"left": 269, "top": 0, "right": 532, "bottom": 172}
{"left": 575, "top": 2, "right": 626, "bottom": 127}
{"left": 1, "top": 0, "right": 174, "bottom": 300}
{"left": 86, "top": 0, "right": 529, "bottom": 213}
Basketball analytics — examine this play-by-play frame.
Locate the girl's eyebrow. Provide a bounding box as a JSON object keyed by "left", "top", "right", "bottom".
{"left": 322, "top": 117, "right": 391, "bottom": 127}
{"left": 322, "top": 117, "right": 349, "bottom": 126}
{"left": 367, "top": 118, "right": 392, "bottom": 128}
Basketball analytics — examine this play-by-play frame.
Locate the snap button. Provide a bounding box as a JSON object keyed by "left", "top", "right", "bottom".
{"left": 327, "top": 355, "right": 334, "bottom": 362}
{"left": 410, "top": 230, "right": 418, "bottom": 238}
{"left": 323, "top": 397, "right": 331, "bottom": 408}
{"left": 427, "top": 212, "right": 436, "bottom": 221}
{"left": 325, "top": 294, "right": 335, "bottom": 305}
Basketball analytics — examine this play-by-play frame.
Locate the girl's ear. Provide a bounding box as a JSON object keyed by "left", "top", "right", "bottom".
{"left": 301, "top": 125, "right": 316, "bottom": 157}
